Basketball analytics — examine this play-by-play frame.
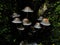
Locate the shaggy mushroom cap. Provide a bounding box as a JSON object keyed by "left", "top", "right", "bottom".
{"left": 41, "top": 18, "right": 51, "bottom": 26}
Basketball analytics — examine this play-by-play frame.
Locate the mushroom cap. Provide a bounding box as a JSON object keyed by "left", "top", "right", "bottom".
{"left": 34, "top": 22, "right": 41, "bottom": 29}
{"left": 38, "top": 16, "right": 43, "bottom": 21}
{"left": 22, "top": 6, "right": 34, "bottom": 12}
{"left": 12, "top": 18, "right": 22, "bottom": 23}
{"left": 41, "top": 18, "right": 51, "bottom": 26}
{"left": 23, "top": 18, "right": 32, "bottom": 26}
{"left": 17, "top": 27, "right": 24, "bottom": 30}
{"left": 12, "top": 13, "right": 20, "bottom": 18}
{"left": 23, "top": 18, "right": 29, "bottom": 23}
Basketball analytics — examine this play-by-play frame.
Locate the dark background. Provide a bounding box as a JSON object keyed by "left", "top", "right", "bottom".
{"left": 0, "top": 0, "right": 60, "bottom": 45}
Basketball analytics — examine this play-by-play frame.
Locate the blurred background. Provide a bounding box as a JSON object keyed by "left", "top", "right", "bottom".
{"left": 0, "top": 0, "right": 60, "bottom": 45}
